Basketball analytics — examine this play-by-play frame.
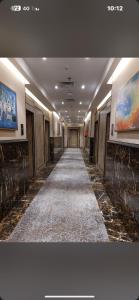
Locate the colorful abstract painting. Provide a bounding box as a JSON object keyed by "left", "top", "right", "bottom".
{"left": 0, "top": 82, "right": 17, "bottom": 129}
{"left": 116, "top": 71, "right": 139, "bottom": 131}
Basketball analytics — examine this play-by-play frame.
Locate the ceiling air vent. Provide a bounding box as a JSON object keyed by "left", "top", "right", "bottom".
{"left": 65, "top": 98, "right": 75, "bottom": 102}
{"left": 59, "top": 81, "right": 74, "bottom": 88}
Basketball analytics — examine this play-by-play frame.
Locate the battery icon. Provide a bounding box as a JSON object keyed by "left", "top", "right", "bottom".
{"left": 10, "top": 5, "right": 21, "bottom": 11}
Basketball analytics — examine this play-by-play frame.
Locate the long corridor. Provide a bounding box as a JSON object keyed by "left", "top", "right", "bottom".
{"left": 9, "top": 149, "right": 108, "bottom": 242}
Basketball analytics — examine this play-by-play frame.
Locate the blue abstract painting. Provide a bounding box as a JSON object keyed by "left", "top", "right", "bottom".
{"left": 0, "top": 82, "right": 18, "bottom": 130}
{"left": 116, "top": 71, "right": 139, "bottom": 131}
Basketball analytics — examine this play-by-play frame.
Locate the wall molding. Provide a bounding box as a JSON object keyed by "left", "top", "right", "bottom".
{"left": 108, "top": 139, "right": 139, "bottom": 149}
{"left": 0, "top": 139, "right": 28, "bottom": 144}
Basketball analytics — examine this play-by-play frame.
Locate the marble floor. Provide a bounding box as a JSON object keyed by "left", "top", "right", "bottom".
{"left": 9, "top": 148, "right": 108, "bottom": 242}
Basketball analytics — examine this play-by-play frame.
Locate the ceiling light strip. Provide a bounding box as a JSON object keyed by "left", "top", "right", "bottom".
{"left": 97, "top": 90, "right": 112, "bottom": 110}
{"left": 53, "top": 111, "right": 60, "bottom": 119}
{"left": 84, "top": 111, "right": 91, "bottom": 122}
{"left": 107, "top": 58, "right": 132, "bottom": 84}
{"left": 25, "top": 88, "right": 49, "bottom": 113}
{"left": 0, "top": 58, "right": 29, "bottom": 84}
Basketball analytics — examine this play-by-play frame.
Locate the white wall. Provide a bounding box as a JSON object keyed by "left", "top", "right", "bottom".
{"left": 110, "top": 58, "right": 139, "bottom": 144}
{"left": 0, "top": 61, "right": 26, "bottom": 140}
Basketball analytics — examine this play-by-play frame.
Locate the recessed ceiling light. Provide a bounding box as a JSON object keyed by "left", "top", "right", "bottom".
{"left": 79, "top": 101, "right": 82, "bottom": 105}
{"left": 55, "top": 85, "right": 58, "bottom": 89}
{"left": 42, "top": 57, "right": 47, "bottom": 60}
{"left": 78, "top": 110, "right": 80, "bottom": 113}
{"left": 65, "top": 110, "right": 68, "bottom": 113}
{"left": 81, "top": 85, "right": 85, "bottom": 89}
{"left": 62, "top": 101, "right": 64, "bottom": 104}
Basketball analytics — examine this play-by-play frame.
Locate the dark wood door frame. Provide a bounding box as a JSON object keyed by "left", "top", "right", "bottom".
{"left": 94, "top": 120, "right": 99, "bottom": 164}
{"left": 104, "top": 112, "right": 111, "bottom": 176}
{"left": 44, "top": 119, "right": 50, "bottom": 164}
{"left": 97, "top": 109, "right": 111, "bottom": 174}
{"left": 26, "top": 109, "right": 35, "bottom": 178}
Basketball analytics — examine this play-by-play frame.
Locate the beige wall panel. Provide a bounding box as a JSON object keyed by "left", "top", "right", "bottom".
{"left": 26, "top": 95, "right": 51, "bottom": 174}
{"left": 51, "top": 112, "right": 62, "bottom": 138}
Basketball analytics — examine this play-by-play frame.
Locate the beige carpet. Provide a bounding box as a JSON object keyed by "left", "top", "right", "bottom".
{"left": 9, "top": 148, "right": 108, "bottom": 242}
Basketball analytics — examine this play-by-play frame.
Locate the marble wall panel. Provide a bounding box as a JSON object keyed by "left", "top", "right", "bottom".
{"left": 105, "top": 141, "right": 139, "bottom": 221}
{"left": 49, "top": 137, "right": 63, "bottom": 162}
{"left": 85, "top": 137, "right": 95, "bottom": 163}
{"left": 0, "top": 140, "right": 29, "bottom": 220}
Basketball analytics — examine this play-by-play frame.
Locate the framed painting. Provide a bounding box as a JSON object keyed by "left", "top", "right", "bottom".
{"left": 115, "top": 71, "right": 139, "bottom": 132}
{"left": 0, "top": 82, "right": 18, "bottom": 130}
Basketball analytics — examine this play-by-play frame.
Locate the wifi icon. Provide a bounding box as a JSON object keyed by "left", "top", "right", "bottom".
{"left": 32, "top": 6, "right": 40, "bottom": 11}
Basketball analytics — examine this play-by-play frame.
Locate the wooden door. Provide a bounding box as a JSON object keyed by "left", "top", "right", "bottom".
{"left": 97, "top": 110, "right": 111, "bottom": 174}
{"left": 26, "top": 110, "right": 34, "bottom": 178}
{"left": 62, "top": 127, "right": 65, "bottom": 148}
{"left": 44, "top": 120, "right": 49, "bottom": 164}
{"left": 104, "top": 112, "right": 111, "bottom": 175}
{"left": 94, "top": 121, "right": 99, "bottom": 164}
{"left": 105, "top": 112, "right": 110, "bottom": 142}
{"left": 69, "top": 129, "right": 78, "bottom": 148}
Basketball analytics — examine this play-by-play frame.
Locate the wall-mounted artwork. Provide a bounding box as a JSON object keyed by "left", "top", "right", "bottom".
{"left": 115, "top": 71, "right": 139, "bottom": 131}
{"left": 0, "top": 82, "right": 18, "bottom": 130}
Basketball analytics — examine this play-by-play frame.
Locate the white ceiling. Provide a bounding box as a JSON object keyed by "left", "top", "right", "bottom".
{"left": 23, "top": 58, "right": 110, "bottom": 124}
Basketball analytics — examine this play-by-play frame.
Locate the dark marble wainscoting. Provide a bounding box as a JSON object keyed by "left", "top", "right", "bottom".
{"left": 49, "top": 137, "right": 64, "bottom": 162}
{"left": 85, "top": 137, "right": 89, "bottom": 155}
{"left": 0, "top": 140, "right": 29, "bottom": 220}
{"left": 85, "top": 137, "right": 95, "bottom": 162}
{"left": 105, "top": 140, "right": 139, "bottom": 222}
